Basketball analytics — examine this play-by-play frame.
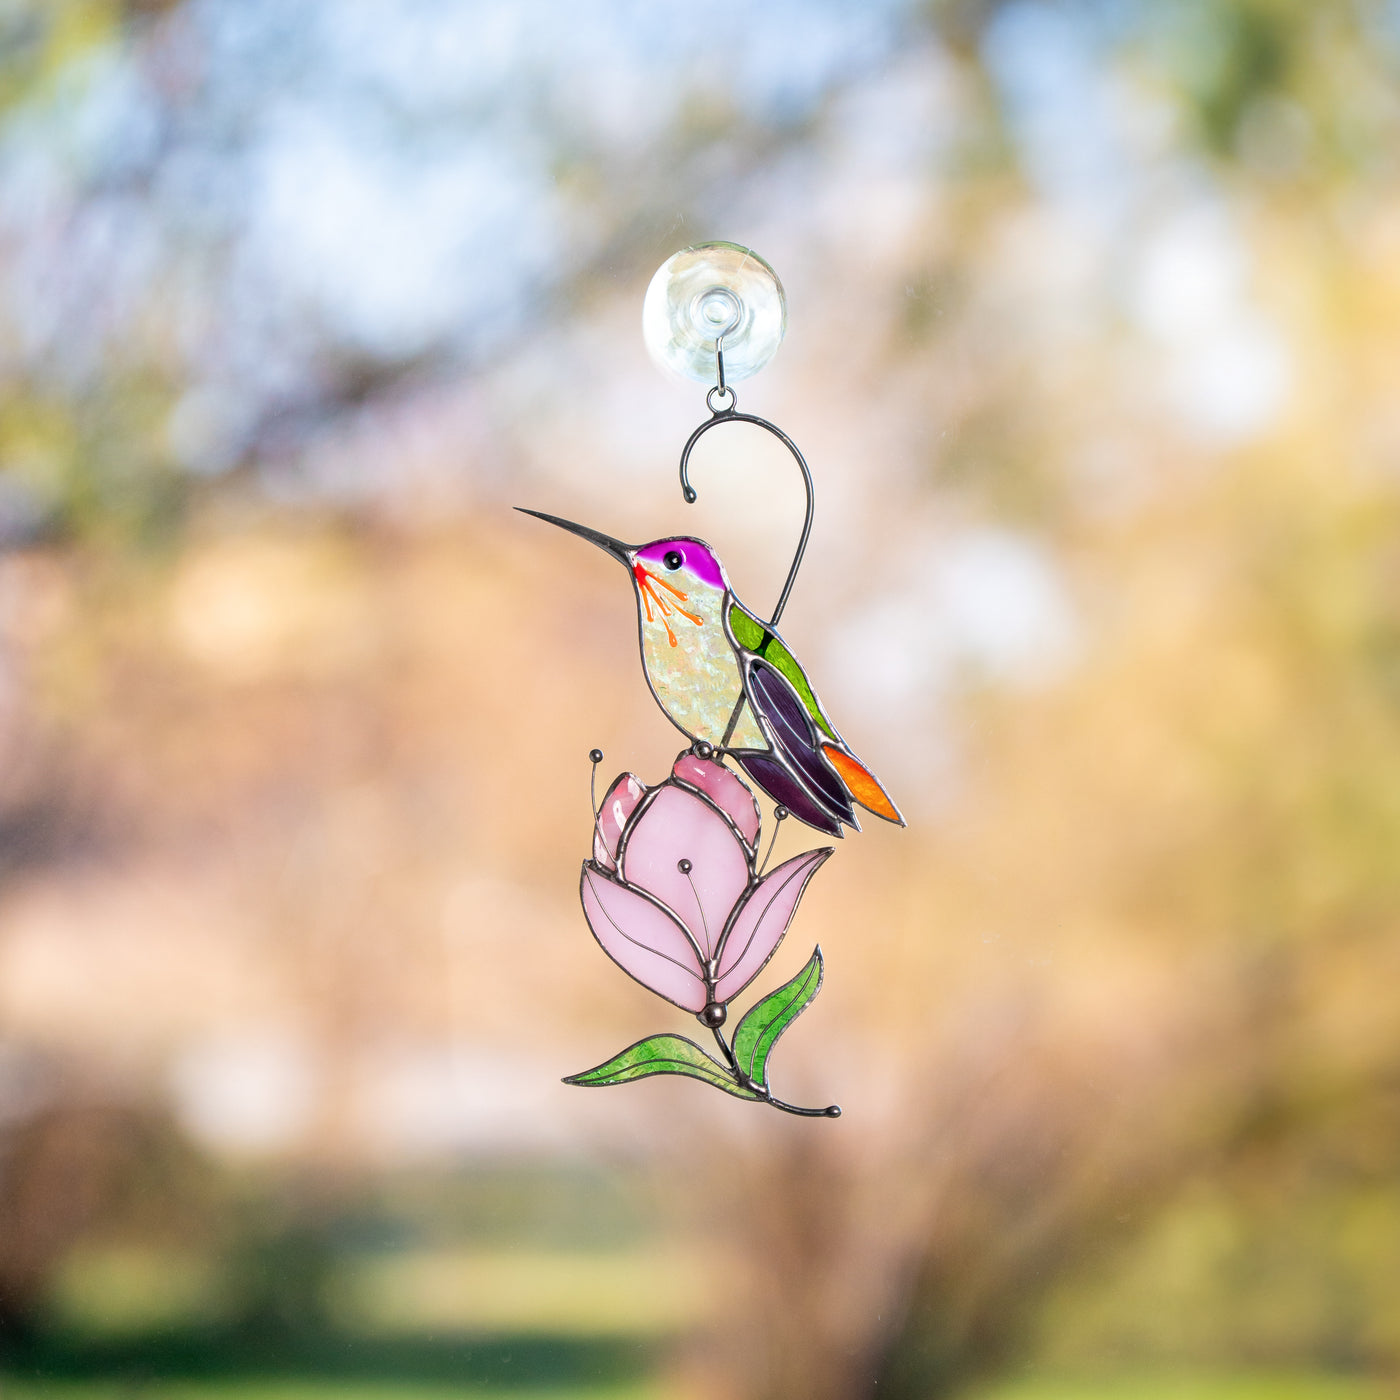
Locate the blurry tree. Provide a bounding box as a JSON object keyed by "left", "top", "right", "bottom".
{"left": 861, "top": 447, "right": 1400, "bottom": 1394}
{"left": 0, "top": 1074, "right": 214, "bottom": 1342}
{"left": 782, "top": 4, "right": 1400, "bottom": 1393}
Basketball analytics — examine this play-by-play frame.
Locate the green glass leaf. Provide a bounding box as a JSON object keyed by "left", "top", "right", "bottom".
{"left": 564, "top": 1033, "right": 763, "bottom": 1100}
{"left": 732, "top": 946, "right": 824, "bottom": 1089}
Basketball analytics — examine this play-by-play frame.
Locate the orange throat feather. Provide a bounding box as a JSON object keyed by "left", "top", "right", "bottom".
{"left": 634, "top": 564, "right": 704, "bottom": 648}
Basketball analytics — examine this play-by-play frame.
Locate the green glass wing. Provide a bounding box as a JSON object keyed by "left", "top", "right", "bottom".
{"left": 728, "top": 605, "right": 766, "bottom": 652}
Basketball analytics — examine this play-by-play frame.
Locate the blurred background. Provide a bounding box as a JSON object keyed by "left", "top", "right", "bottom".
{"left": 1, "top": 1, "right": 1399, "bottom": 1398}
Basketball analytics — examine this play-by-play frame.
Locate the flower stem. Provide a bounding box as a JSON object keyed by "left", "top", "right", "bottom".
{"left": 711, "top": 1025, "right": 739, "bottom": 1072}
{"left": 710, "top": 1025, "right": 840, "bottom": 1118}
{"left": 766, "top": 1095, "right": 842, "bottom": 1118}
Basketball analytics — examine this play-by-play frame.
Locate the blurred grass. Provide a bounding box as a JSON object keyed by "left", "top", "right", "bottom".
{"left": 48, "top": 1244, "right": 700, "bottom": 1338}
{"left": 0, "top": 1387, "right": 667, "bottom": 1400}
{"left": 0, "top": 1169, "right": 685, "bottom": 1395}
{"left": 1, "top": 1373, "right": 1389, "bottom": 1400}
{"left": 970, "top": 1375, "right": 1393, "bottom": 1400}
{"left": 6, "top": 1242, "right": 683, "bottom": 1392}
{"left": 49, "top": 1248, "right": 227, "bottom": 1336}
{"left": 0, "top": 1330, "right": 660, "bottom": 1390}
{"left": 330, "top": 1249, "right": 700, "bottom": 1336}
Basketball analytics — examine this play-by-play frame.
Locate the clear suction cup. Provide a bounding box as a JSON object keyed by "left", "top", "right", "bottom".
{"left": 642, "top": 242, "right": 786, "bottom": 385}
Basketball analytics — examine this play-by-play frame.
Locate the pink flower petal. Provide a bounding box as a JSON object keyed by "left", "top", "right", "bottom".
{"left": 672, "top": 754, "right": 761, "bottom": 848}
{"left": 620, "top": 786, "right": 750, "bottom": 961}
{"left": 581, "top": 865, "right": 707, "bottom": 1012}
{"left": 593, "top": 772, "right": 646, "bottom": 871}
{"left": 714, "top": 848, "right": 831, "bottom": 1002}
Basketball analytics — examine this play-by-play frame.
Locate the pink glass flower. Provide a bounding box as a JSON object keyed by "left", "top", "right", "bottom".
{"left": 582, "top": 752, "right": 831, "bottom": 1024}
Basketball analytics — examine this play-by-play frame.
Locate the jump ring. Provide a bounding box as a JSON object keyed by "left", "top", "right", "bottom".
{"left": 706, "top": 385, "right": 737, "bottom": 415}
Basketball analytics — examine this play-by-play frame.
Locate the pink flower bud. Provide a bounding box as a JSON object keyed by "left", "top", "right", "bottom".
{"left": 582, "top": 752, "right": 831, "bottom": 1012}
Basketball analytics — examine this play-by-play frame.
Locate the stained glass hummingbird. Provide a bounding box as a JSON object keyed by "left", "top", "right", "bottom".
{"left": 517, "top": 508, "right": 904, "bottom": 837}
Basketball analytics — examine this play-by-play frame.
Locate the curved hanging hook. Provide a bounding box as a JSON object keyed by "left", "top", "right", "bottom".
{"left": 675, "top": 308, "right": 810, "bottom": 630}
{"left": 678, "top": 405, "right": 815, "bottom": 628}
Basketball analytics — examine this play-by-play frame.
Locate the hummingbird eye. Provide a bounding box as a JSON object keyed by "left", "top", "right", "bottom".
{"left": 663, "top": 550, "right": 683, "bottom": 571}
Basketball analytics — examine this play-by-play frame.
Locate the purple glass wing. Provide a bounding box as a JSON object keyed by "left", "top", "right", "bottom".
{"left": 745, "top": 660, "right": 855, "bottom": 824}
{"left": 732, "top": 751, "right": 843, "bottom": 838}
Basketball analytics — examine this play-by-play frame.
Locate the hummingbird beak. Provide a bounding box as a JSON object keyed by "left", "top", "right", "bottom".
{"left": 514, "top": 508, "right": 635, "bottom": 567}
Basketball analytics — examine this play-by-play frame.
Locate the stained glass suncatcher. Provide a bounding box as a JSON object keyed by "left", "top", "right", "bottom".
{"left": 519, "top": 242, "right": 906, "bottom": 1116}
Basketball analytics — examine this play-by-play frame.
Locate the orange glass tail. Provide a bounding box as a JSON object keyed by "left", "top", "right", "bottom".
{"left": 823, "top": 746, "right": 904, "bottom": 825}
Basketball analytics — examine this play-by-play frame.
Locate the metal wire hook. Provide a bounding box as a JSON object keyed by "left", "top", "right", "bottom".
{"left": 706, "top": 289, "right": 742, "bottom": 395}
{"left": 677, "top": 397, "right": 815, "bottom": 630}
{"left": 677, "top": 286, "right": 813, "bottom": 626}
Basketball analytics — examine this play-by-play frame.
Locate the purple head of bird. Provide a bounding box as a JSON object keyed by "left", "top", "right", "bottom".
{"left": 631, "top": 537, "right": 728, "bottom": 593}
